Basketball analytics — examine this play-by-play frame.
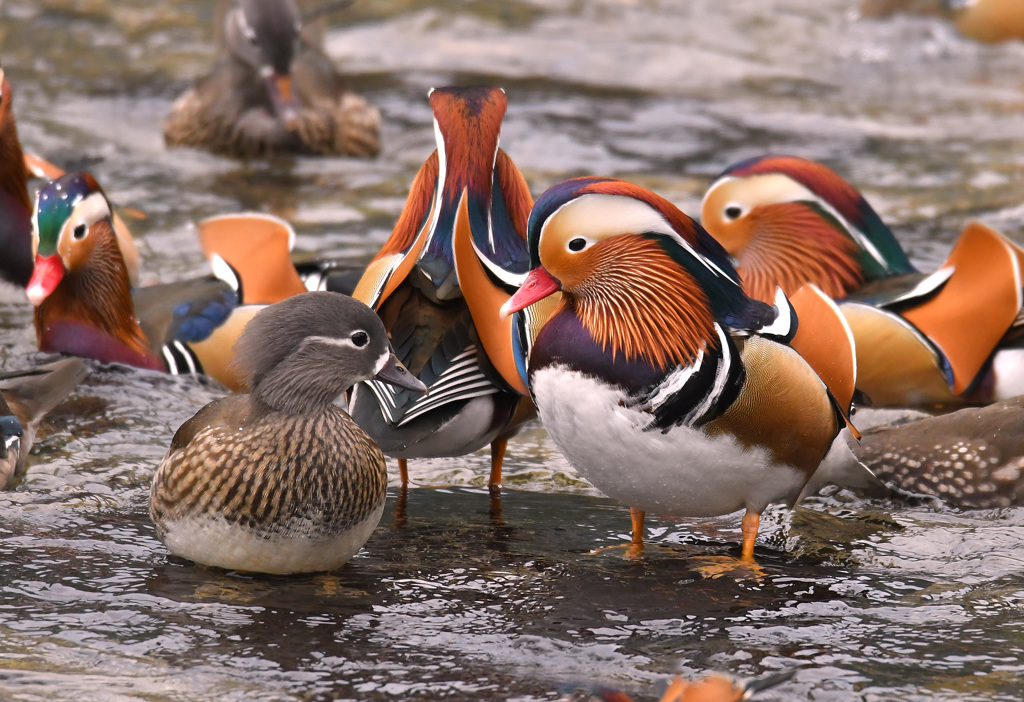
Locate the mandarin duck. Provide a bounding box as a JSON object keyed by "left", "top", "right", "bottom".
{"left": 568, "top": 669, "right": 794, "bottom": 702}
{"left": 829, "top": 394, "right": 1024, "bottom": 509}
{"left": 346, "top": 86, "right": 537, "bottom": 491}
{"left": 0, "top": 358, "right": 87, "bottom": 490}
{"left": 500, "top": 177, "right": 878, "bottom": 561}
{"left": 0, "top": 65, "right": 35, "bottom": 286}
{"left": 0, "top": 67, "right": 138, "bottom": 287}
{"left": 164, "top": 0, "right": 380, "bottom": 158}
{"left": 150, "top": 292, "right": 425, "bottom": 574}
{"left": 26, "top": 172, "right": 240, "bottom": 380}
{"left": 945, "top": 0, "right": 1024, "bottom": 42}
{"left": 701, "top": 155, "right": 1024, "bottom": 408}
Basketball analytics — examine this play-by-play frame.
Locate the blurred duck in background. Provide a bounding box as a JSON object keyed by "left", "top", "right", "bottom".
{"left": 0, "top": 66, "right": 137, "bottom": 287}
{"left": 26, "top": 173, "right": 240, "bottom": 381}
{"left": 164, "top": 0, "right": 381, "bottom": 158}
{"left": 0, "top": 358, "right": 87, "bottom": 490}
{"left": 701, "top": 155, "right": 1024, "bottom": 409}
{"left": 859, "top": 0, "right": 1024, "bottom": 42}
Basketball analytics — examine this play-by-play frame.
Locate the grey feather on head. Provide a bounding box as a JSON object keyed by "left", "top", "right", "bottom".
{"left": 232, "top": 291, "right": 390, "bottom": 414}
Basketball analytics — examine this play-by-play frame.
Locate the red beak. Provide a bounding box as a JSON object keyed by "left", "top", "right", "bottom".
{"left": 499, "top": 267, "right": 561, "bottom": 320}
{"left": 26, "top": 254, "right": 65, "bottom": 307}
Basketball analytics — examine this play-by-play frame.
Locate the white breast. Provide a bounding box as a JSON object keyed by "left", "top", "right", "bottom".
{"left": 159, "top": 503, "right": 385, "bottom": 575}
{"left": 531, "top": 365, "right": 808, "bottom": 517}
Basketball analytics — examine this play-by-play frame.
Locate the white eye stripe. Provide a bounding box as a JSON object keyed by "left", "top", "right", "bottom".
{"left": 62, "top": 192, "right": 111, "bottom": 243}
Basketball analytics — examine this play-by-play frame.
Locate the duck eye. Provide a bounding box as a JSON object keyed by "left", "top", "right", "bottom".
{"left": 72, "top": 223, "right": 88, "bottom": 240}
{"left": 350, "top": 331, "right": 369, "bottom": 348}
{"left": 723, "top": 205, "right": 744, "bottom": 221}
{"left": 568, "top": 237, "right": 587, "bottom": 252}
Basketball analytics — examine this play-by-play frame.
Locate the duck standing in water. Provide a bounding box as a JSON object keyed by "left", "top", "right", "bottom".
{"left": 701, "top": 155, "right": 1024, "bottom": 408}
{"left": 348, "top": 86, "right": 538, "bottom": 492}
{"left": 164, "top": 0, "right": 381, "bottom": 158}
{"left": 26, "top": 172, "right": 239, "bottom": 379}
{"left": 501, "top": 177, "right": 871, "bottom": 562}
{"left": 0, "top": 358, "right": 87, "bottom": 490}
{"left": 150, "top": 292, "right": 426, "bottom": 574}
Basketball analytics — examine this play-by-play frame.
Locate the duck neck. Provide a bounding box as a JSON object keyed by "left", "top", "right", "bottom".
{"left": 250, "top": 346, "right": 352, "bottom": 417}
{"left": 36, "top": 229, "right": 150, "bottom": 361}
{"left": 0, "top": 106, "right": 30, "bottom": 214}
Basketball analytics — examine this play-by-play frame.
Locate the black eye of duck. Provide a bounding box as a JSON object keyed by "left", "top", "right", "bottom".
{"left": 724, "top": 205, "right": 743, "bottom": 220}
{"left": 72, "top": 224, "right": 88, "bottom": 240}
{"left": 350, "top": 331, "right": 369, "bottom": 348}
{"left": 568, "top": 238, "right": 587, "bottom": 252}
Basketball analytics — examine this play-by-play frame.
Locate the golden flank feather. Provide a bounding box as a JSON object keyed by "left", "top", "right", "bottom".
{"left": 567, "top": 236, "right": 717, "bottom": 370}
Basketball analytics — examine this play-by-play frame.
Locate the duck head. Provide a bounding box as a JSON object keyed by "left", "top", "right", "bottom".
{"left": 501, "top": 177, "right": 774, "bottom": 370}
{"left": 701, "top": 155, "right": 914, "bottom": 302}
{"left": 26, "top": 172, "right": 146, "bottom": 358}
{"left": 224, "top": 0, "right": 303, "bottom": 129}
{"left": 232, "top": 291, "right": 426, "bottom": 415}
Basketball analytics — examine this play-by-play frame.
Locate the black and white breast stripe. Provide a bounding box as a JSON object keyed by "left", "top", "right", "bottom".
{"left": 628, "top": 324, "right": 745, "bottom": 433}
{"left": 161, "top": 341, "right": 203, "bottom": 376}
{"left": 360, "top": 344, "right": 499, "bottom": 427}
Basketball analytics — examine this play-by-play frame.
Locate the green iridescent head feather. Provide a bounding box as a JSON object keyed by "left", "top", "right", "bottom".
{"left": 33, "top": 173, "right": 106, "bottom": 256}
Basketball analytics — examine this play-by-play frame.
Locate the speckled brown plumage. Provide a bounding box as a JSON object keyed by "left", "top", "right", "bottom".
{"left": 151, "top": 396, "right": 386, "bottom": 540}
{"left": 855, "top": 396, "right": 1024, "bottom": 508}
{"left": 148, "top": 292, "right": 425, "bottom": 573}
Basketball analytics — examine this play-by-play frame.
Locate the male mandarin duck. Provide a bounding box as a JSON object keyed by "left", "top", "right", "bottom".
{"left": 942, "top": 0, "right": 1024, "bottom": 42}
{"left": 0, "top": 358, "right": 87, "bottom": 490}
{"left": 0, "top": 65, "right": 35, "bottom": 286}
{"left": 701, "top": 155, "right": 1024, "bottom": 408}
{"left": 346, "top": 85, "right": 537, "bottom": 491}
{"left": 26, "top": 172, "right": 239, "bottom": 380}
{"left": 500, "top": 176, "right": 875, "bottom": 561}
{"left": 164, "top": 0, "right": 381, "bottom": 158}
{"left": 569, "top": 669, "right": 794, "bottom": 702}
{"left": 150, "top": 292, "right": 426, "bottom": 574}
{"left": 0, "top": 67, "right": 139, "bottom": 288}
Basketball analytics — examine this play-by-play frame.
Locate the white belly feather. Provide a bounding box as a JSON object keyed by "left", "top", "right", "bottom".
{"left": 531, "top": 365, "right": 809, "bottom": 517}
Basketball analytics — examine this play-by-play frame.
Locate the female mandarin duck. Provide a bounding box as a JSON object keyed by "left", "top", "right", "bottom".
{"left": 346, "top": 86, "right": 536, "bottom": 491}
{"left": 500, "top": 176, "right": 871, "bottom": 561}
{"left": 701, "top": 155, "right": 1024, "bottom": 408}
{"left": 0, "top": 358, "right": 87, "bottom": 490}
{"left": 150, "top": 292, "right": 426, "bottom": 574}
{"left": 164, "top": 0, "right": 380, "bottom": 158}
{"left": 26, "top": 172, "right": 239, "bottom": 379}
{"left": 0, "top": 67, "right": 138, "bottom": 287}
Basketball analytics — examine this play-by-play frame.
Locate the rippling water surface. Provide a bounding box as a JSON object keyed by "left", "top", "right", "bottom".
{"left": 2, "top": 1, "right": 1024, "bottom": 700}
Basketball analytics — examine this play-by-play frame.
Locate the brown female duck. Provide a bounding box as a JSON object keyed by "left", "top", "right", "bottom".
{"left": 164, "top": 0, "right": 381, "bottom": 158}
{"left": 149, "top": 292, "right": 425, "bottom": 574}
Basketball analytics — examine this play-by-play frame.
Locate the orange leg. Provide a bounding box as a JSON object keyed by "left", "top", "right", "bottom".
{"left": 740, "top": 510, "right": 760, "bottom": 561}
{"left": 488, "top": 437, "right": 507, "bottom": 495}
{"left": 398, "top": 458, "right": 409, "bottom": 486}
{"left": 394, "top": 484, "right": 409, "bottom": 530}
{"left": 626, "top": 507, "right": 646, "bottom": 559}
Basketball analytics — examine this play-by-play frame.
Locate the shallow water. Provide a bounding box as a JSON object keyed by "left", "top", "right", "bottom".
{"left": 2, "top": 1, "right": 1024, "bottom": 700}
